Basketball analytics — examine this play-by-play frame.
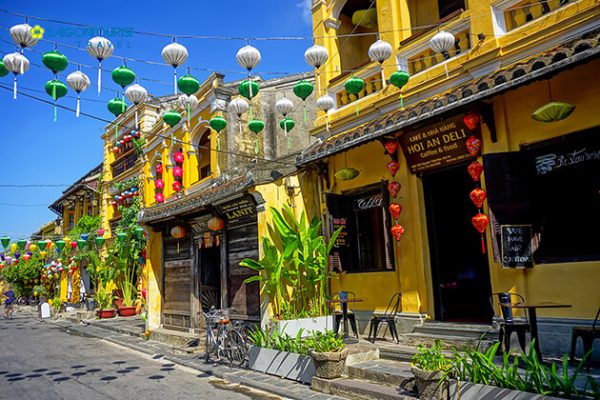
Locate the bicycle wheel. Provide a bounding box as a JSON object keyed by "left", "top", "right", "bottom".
{"left": 225, "top": 330, "right": 247, "bottom": 367}
{"left": 204, "top": 326, "right": 215, "bottom": 362}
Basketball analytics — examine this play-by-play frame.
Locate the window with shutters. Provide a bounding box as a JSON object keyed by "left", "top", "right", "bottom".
{"left": 326, "top": 182, "right": 394, "bottom": 273}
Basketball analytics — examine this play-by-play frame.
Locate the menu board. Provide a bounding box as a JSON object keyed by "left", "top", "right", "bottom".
{"left": 500, "top": 225, "right": 533, "bottom": 268}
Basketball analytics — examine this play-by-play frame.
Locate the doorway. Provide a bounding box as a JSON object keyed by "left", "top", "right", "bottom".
{"left": 423, "top": 163, "right": 492, "bottom": 323}
{"left": 198, "top": 245, "right": 221, "bottom": 312}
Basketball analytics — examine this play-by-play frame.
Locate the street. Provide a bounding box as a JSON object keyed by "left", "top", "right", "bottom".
{"left": 0, "top": 314, "right": 282, "bottom": 400}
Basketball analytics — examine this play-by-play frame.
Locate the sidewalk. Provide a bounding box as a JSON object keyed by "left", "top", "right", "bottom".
{"left": 43, "top": 314, "right": 347, "bottom": 400}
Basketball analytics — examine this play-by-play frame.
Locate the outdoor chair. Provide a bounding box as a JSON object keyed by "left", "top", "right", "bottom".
{"left": 332, "top": 291, "right": 359, "bottom": 338}
{"left": 368, "top": 292, "right": 401, "bottom": 343}
{"left": 570, "top": 305, "right": 600, "bottom": 368}
{"left": 490, "top": 292, "right": 529, "bottom": 353}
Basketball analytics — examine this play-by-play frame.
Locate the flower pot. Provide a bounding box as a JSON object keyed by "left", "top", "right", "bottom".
{"left": 97, "top": 309, "right": 117, "bottom": 319}
{"left": 309, "top": 347, "right": 349, "bottom": 379}
{"left": 118, "top": 306, "right": 137, "bottom": 317}
{"left": 85, "top": 299, "right": 97, "bottom": 311}
{"left": 411, "top": 366, "right": 448, "bottom": 400}
{"left": 248, "top": 346, "right": 315, "bottom": 384}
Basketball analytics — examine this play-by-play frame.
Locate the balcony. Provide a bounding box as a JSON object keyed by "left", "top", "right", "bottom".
{"left": 111, "top": 150, "right": 138, "bottom": 178}
{"left": 493, "top": 0, "right": 577, "bottom": 34}
{"left": 332, "top": 63, "right": 383, "bottom": 109}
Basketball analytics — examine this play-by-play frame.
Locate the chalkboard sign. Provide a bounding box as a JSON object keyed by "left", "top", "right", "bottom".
{"left": 500, "top": 225, "right": 533, "bottom": 268}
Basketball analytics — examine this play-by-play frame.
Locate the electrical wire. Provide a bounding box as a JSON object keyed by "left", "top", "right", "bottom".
{"left": 0, "top": 184, "right": 70, "bottom": 188}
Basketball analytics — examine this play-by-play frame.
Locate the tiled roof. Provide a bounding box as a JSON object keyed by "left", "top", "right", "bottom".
{"left": 297, "top": 29, "right": 600, "bottom": 165}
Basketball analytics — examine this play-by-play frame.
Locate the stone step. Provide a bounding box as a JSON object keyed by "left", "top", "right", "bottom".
{"left": 414, "top": 322, "right": 497, "bottom": 339}
{"left": 397, "top": 332, "right": 495, "bottom": 352}
{"left": 311, "top": 376, "right": 418, "bottom": 400}
{"left": 149, "top": 327, "right": 201, "bottom": 349}
{"left": 377, "top": 343, "right": 454, "bottom": 363}
{"left": 347, "top": 359, "right": 413, "bottom": 387}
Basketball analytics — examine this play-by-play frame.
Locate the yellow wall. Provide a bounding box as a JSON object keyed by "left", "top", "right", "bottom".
{"left": 145, "top": 229, "right": 162, "bottom": 330}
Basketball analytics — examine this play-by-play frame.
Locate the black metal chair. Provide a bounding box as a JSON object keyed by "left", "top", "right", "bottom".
{"left": 332, "top": 291, "right": 359, "bottom": 339}
{"left": 368, "top": 292, "right": 401, "bottom": 343}
{"left": 570, "top": 305, "right": 600, "bottom": 368}
{"left": 490, "top": 292, "right": 529, "bottom": 353}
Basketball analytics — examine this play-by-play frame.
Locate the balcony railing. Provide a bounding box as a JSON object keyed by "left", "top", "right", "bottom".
{"left": 335, "top": 70, "right": 383, "bottom": 109}
{"left": 406, "top": 27, "right": 472, "bottom": 75}
{"left": 504, "top": 0, "right": 572, "bottom": 31}
{"left": 111, "top": 150, "right": 138, "bottom": 178}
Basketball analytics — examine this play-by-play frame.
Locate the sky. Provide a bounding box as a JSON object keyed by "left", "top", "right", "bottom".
{"left": 0, "top": 0, "right": 313, "bottom": 239}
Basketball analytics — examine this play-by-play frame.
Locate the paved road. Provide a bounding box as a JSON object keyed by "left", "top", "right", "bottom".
{"left": 0, "top": 314, "right": 282, "bottom": 400}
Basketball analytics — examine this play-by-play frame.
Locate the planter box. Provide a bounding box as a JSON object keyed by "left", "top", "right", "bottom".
{"left": 448, "top": 380, "right": 566, "bottom": 400}
{"left": 276, "top": 316, "right": 334, "bottom": 337}
{"left": 118, "top": 306, "right": 137, "bottom": 317}
{"left": 247, "top": 346, "right": 315, "bottom": 384}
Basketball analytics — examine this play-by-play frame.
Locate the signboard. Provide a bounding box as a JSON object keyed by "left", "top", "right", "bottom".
{"left": 217, "top": 197, "right": 256, "bottom": 225}
{"left": 353, "top": 194, "right": 383, "bottom": 211}
{"left": 500, "top": 225, "right": 533, "bottom": 268}
{"left": 399, "top": 113, "right": 480, "bottom": 174}
{"left": 332, "top": 217, "right": 349, "bottom": 247}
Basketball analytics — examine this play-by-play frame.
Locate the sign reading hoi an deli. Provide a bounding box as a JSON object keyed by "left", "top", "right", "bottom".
{"left": 399, "top": 113, "right": 480, "bottom": 173}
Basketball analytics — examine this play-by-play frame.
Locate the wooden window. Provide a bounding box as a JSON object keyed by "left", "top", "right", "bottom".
{"left": 197, "top": 131, "right": 211, "bottom": 180}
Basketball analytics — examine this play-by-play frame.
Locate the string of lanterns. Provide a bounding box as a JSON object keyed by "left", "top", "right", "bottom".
{"left": 383, "top": 138, "right": 405, "bottom": 250}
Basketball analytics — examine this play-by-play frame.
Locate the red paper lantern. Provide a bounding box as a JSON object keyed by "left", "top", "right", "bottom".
{"left": 390, "top": 224, "right": 405, "bottom": 241}
{"left": 119, "top": 139, "right": 125, "bottom": 146}
{"left": 388, "top": 181, "right": 401, "bottom": 199}
{"left": 173, "top": 151, "right": 184, "bottom": 164}
{"left": 124, "top": 135, "right": 132, "bottom": 143}
{"left": 172, "top": 181, "right": 182, "bottom": 192}
{"left": 112, "top": 146, "right": 119, "bottom": 153}
{"left": 389, "top": 203, "right": 402, "bottom": 220}
{"left": 469, "top": 188, "right": 487, "bottom": 209}
{"left": 463, "top": 111, "right": 480, "bottom": 130}
{"left": 471, "top": 212, "right": 489, "bottom": 254}
{"left": 208, "top": 216, "right": 225, "bottom": 232}
{"left": 156, "top": 163, "right": 163, "bottom": 175}
{"left": 154, "top": 192, "right": 165, "bottom": 203}
{"left": 467, "top": 161, "right": 483, "bottom": 182}
{"left": 466, "top": 135, "right": 482, "bottom": 157}
{"left": 154, "top": 179, "right": 165, "bottom": 189}
{"left": 386, "top": 160, "right": 400, "bottom": 177}
{"left": 70, "top": 241, "right": 77, "bottom": 250}
{"left": 383, "top": 140, "right": 398, "bottom": 155}
{"left": 173, "top": 166, "right": 183, "bottom": 178}
{"left": 97, "top": 228, "right": 105, "bottom": 236}
{"left": 170, "top": 226, "right": 186, "bottom": 239}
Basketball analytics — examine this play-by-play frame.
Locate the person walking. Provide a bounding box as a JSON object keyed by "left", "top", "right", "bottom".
{"left": 3, "top": 286, "right": 15, "bottom": 319}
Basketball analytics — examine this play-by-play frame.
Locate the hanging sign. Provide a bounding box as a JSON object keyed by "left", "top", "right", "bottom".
{"left": 216, "top": 196, "right": 256, "bottom": 225}
{"left": 500, "top": 225, "right": 533, "bottom": 268}
{"left": 399, "top": 113, "right": 480, "bottom": 174}
{"left": 331, "top": 217, "right": 349, "bottom": 247}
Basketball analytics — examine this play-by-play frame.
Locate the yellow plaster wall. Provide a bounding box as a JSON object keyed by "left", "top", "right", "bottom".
{"left": 145, "top": 229, "right": 163, "bottom": 330}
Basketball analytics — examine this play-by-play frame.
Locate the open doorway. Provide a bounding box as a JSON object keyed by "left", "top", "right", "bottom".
{"left": 198, "top": 245, "right": 221, "bottom": 312}
{"left": 423, "top": 162, "right": 492, "bottom": 323}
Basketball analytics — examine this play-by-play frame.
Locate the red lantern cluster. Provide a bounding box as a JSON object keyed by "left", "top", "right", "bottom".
{"left": 112, "top": 130, "right": 141, "bottom": 154}
{"left": 464, "top": 111, "right": 488, "bottom": 254}
{"left": 154, "top": 162, "right": 165, "bottom": 203}
{"left": 172, "top": 149, "right": 184, "bottom": 193}
{"left": 111, "top": 185, "right": 140, "bottom": 208}
{"left": 382, "top": 138, "right": 405, "bottom": 249}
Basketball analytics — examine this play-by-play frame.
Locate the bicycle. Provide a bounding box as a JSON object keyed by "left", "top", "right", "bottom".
{"left": 203, "top": 308, "right": 247, "bottom": 367}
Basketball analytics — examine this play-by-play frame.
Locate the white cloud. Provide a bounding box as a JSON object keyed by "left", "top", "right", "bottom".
{"left": 297, "top": 0, "right": 312, "bottom": 26}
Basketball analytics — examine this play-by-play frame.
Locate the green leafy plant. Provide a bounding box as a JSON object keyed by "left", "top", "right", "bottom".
{"left": 304, "top": 330, "right": 345, "bottom": 353}
{"left": 412, "top": 340, "right": 452, "bottom": 372}
{"left": 240, "top": 204, "right": 342, "bottom": 319}
{"left": 247, "top": 325, "right": 309, "bottom": 355}
{"left": 95, "top": 281, "right": 116, "bottom": 310}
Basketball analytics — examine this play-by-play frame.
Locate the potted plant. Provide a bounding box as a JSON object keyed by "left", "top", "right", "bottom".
{"left": 95, "top": 281, "right": 116, "bottom": 318}
{"left": 306, "top": 330, "right": 348, "bottom": 379}
{"left": 411, "top": 340, "right": 451, "bottom": 400}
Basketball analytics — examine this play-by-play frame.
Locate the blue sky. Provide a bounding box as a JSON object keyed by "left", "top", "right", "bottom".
{"left": 0, "top": 0, "right": 313, "bottom": 239}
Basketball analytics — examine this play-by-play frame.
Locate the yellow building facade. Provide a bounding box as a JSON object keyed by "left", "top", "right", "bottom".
{"left": 295, "top": 0, "right": 600, "bottom": 353}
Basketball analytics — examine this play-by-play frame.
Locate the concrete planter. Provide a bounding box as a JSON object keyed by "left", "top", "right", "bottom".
{"left": 309, "top": 347, "right": 349, "bottom": 379}
{"left": 247, "top": 346, "right": 315, "bottom": 384}
{"left": 448, "top": 380, "right": 566, "bottom": 400}
{"left": 276, "top": 316, "right": 334, "bottom": 337}
{"left": 411, "top": 366, "right": 448, "bottom": 400}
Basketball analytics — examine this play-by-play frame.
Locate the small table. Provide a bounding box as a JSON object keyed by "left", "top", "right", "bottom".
{"left": 327, "top": 298, "right": 363, "bottom": 344}
{"left": 502, "top": 302, "right": 571, "bottom": 359}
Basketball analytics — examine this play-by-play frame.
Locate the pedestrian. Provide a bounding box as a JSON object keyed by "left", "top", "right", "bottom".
{"left": 3, "top": 285, "right": 15, "bottom": 319}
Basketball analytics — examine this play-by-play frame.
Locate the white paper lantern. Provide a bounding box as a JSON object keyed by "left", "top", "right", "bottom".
{"left": 178, "top": 94, "right": 198, "bottom": 111}
{"left": 66, "top": 70, "right": 91, "bottom": 117}
{"left": 236, "top": 45, "right": 261, "bottom": 71}
{"left": 162, "top": 42, "right": 189, "bottom": 95}
{"left": 125, "top": 84, "right": 149, "bottom": 127}
{"left": 3, "top": 52, "right": 30, "bottom": 99}
{"left": 228, "top": 98, "right": 249, "bottom": 118}
{"left": 275, "top": 97, "right": 294, "bottom": 117}
{"left": 368, "top": 39, "right": 393, "bottom": 63}
{"left": 10, "top": 24, "right": 39, "bottom": 48}
{"left": 430, "top": 31, "right": 455, "bottom": 55}
{"left": 304, "top": 45, "right": 329, "bottom": 68}
{"left": 316, "top": 94, "right": 335, "bottom": 132}
{"left": 87, "top": 36, "right": 114, "bottom": 95}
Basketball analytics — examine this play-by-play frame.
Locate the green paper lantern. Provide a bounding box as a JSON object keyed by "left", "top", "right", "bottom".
{"left": 1, "top": 237, "right": 10, "bottom": 249}
{"left": 293, "top": 80, "right": 314, "bottom": 101}
{"left": 335, "top": 168, "right": 360, "bottom": 181}
{"left": 344, "top": 76, "right": 365, "bottom": 96}
{"left": 95, "top": 236, "right": 106, "bottom": 248}
{"left": 163, "top": 110, "right": 182, "bottom": 127}
{"left": 239, "top": 79, "right": 260, "bottom": 100}
{"left": 134, "top": 226, "right": 145, "bottom": 236}
{"left": 0, "top": 61, "right": 8, "bottom": 78}
{"left": 531, "top": 102, "right": 575, "bottom": 122}
{"left": 111, "top": 65, "right": 136, "bottom": 88}
{"left": 117, "top": 232, "right": 127, "bottom": 243}
{"left": 390, "top": 70, "right": 410, "bottom": 89}
{"left": 209, "top": 116, "right": 227, "bottom": 132}
{"left": 108, "top": 97, "right": 127, "bottom": 118}
{"left": 177, "top": 74, "right": 200, "bottom": 96}
{"left": 55, "top": 240, "right": 66, "bottom": 252}
{"left": 280, "top": 118, "right": 295, "bottom": 132}
{"left": 17, "top": 239, "right": 27, "bottom": 250}
{"left": 42, "top": 50, "right": 68, "bottom": 74}
{"left": 45, "top": 79, "right": 68, "bottom": 100}
{"left": 77, "top": 239, "right": 87, "bottom": 250}
{"left": 37, "top": 240, "right": 47, "bottom": 250}
{"left": 248, "top": 119, "right": 265, "bottom": 134}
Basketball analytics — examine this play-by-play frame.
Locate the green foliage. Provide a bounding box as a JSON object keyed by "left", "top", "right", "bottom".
{"left": 411, "top": 340, "right": 452, "bottom": 372}
{"left": 0, "top": 254, "right": 43, "bottom": 297}
{"left": 132, "top": 138, "right": 145, "bottom": 156}
{"left": 67, "top": 215, "right": 101, "bottom": 237}
{"left": 240, "top": 204, "right": 341, "bottom": 319}
{"left": 304, "top": 330, "right": 345, "bottom": 353}
{"left": 113, "top": 177, "right": 140, "bottom": 196}
{"left": 247, "top": 327, "right": 345, "bottom": 356}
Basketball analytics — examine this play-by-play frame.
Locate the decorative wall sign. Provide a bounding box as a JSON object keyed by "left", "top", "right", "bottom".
{"left": 399, "top": 113, "right": 481, "bottom": 174}
{"left": 216, "top": 196, "right": 256, "bottom": 225}
{"left": 500, "top": 225, "right": 533, "bottom": 268}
